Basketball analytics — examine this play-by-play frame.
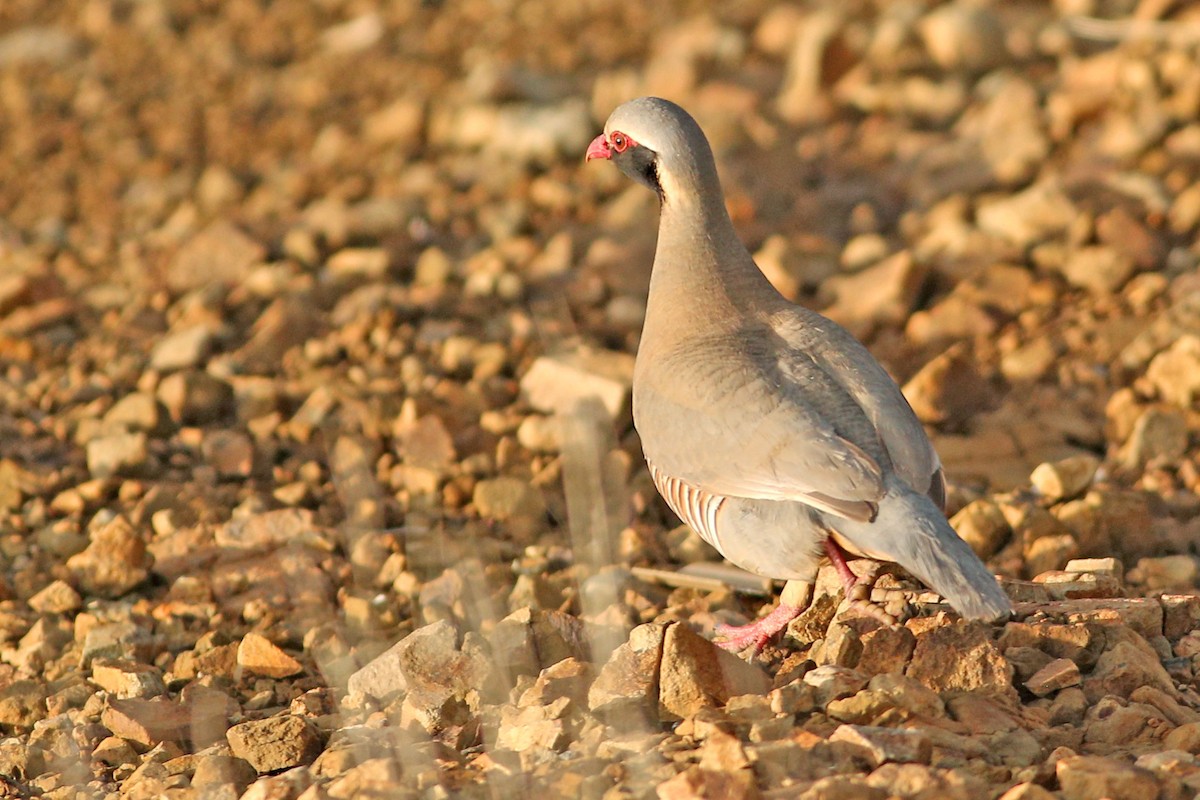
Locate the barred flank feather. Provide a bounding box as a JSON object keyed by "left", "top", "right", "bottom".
{"left": 648, "top": 463, "right": 726, "bottom": 555}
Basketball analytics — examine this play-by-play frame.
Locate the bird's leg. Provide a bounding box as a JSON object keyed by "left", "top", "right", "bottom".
{"left": 823, "top": 537, "right": 898, "bottom": 627}
{"left": 715, "top": 580, "right": 812, "bottom": 654}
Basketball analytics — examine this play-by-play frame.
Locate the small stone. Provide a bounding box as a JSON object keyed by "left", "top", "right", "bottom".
{"left": 657, "top": 765, "right": 758, "bottom": 800}
{"left": 1128, "top": 555, "right": 1200, "bottom": 591}
{"left": 101, "top": 697, "right": 193, "bottom": 747}
{"left": 1023, "top": 533, "right": 1079, "bottom": 578}
{"left": 103, "top": 393, "right": 166, "bottom": 434}
{"left": 495, "top": 701, "right": 567, "bottom": 756}
{"left": 86, "top": 431, "right": 149, "bottom": 479}
{"left": 520, "top": 347, "right": 635, "bottom": 422}
{"left": 65, "top": 516, "right": 150, "bottom": 598}
{"left": 81, "top": 620, "right": 156, "bottom": 666}
{"left": 157, "top": 370, "right": 234, "bottom": 425}
{"left": 216, "top": 508, "right": 327, "bottom": 551}
{"left": 1121, "top": 406, "right": 1188, "bottom": 467}
{"left": 326, "top": 247, "right": 389, "bottom": 278}
{"left": 1056, "top": 755, "right": 1160, "bottom": 800}
{"left": 150, "top": 325, "right": 214, "bottom": 372}
{"left": 907, "top": 621, "right": 1014, "bottom": 695}
{"left": 856, "top": 625, "right": 916, "bottom": 677}
{"left": 516, "top": 415, "right": 561, "bottom": 453}
{"left": 27, "top": 580, "right": 83, "bottom": 614}
{"left": 191, "top": 753, "right": 257, "bottom": 793}
{"left": 1163, "top": 721, "right": 1200, "bottom": 754}
{"left": 1082, "top": 638, "right": 1176, "bottom": 702}
{"left": 1146, "top": 335, "right": 1200, "bottom": 409}
{"left": 168, "top": 220, "right": 266, "bottom": 292}
{"left": 1058, "top": 246, "right": 1137, "bottom": 295}
{"left": 1064, "top": 557, "right": 1123, "bottom": 580}
{"left": 398, "top": 414, "right": 456, "bottom": 470}
{"left": 902, "top": 344, "right": 994, "bottom": 427}
{"left": 829, "top": 724, "right": 931, "bottom": 767}
{"left": 822, "top": 251, "right": 927, "bottom": 333}
{"left": 950, "top": 499, "right": 1012, "bottom": 560}
{"left": 1030, "top": 455, "right": 1099, "bottom": 502}
{"left": 346, "top": 638, "right": 408, "bottom": 702}
{"left": 996, "top": 784, "right": 1056, "bottom": 800}
{"left": 202, "top": 429, "right": 255, "bottom": 478}
{"left": 237, "top": 633, "right": 303, "bottom": 679}
{"left": 977, "top": 180, "right": 1077, "bottom": 249}
{"left": 589, "top": 623, "right": 665, "bottom": 716}
{"left": 0, "top": 680, "right": 47, "bottom": 729}
{"left": 1024, "top": 658, "right": 1080, "bottom": 697}
{"left": 473, "top": 477, "right": 545, "bottom": 521}
{"left": 918, "top": 4, "right": 1006, "bottom": 71}
{"left": 226, "top": 715, "right": 322, "bottom": 773}
{"left": 234, "top": 297, "right": 320, "bottom": 374}
{"left": 803, "top": 665, "right": 869, "bottom": 707}
{"left": 91, "top": 736, "right": 139, "bottom": 768}
{"left": 91, "top": 659, "right": 167, "bottom": 699}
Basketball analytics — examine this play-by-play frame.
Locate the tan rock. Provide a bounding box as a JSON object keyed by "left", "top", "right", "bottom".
{"left": 101, "top": 697, "right": 193, "bottom": 747}
{"left": 950, "top": 499, "right": 1012, "bottom": 560}
{"left": 1024, "top": 658, "right": 1080, "bottom": 697}
{"left": 1082, "top": 639, "right": 1175, "bottom": 702}
{"left": 520, "top": 347, "right": 635, "bottom": 421}
{"left": 656, "top": 765, "right": 759, "bottom": 800}
{"left": 589, "top": 623, "right": 665, "bottom": 716}
{"left": 829, "top": 724, "right": 931, "bottom": 767}
{"left": 91, "top": 659, "right": 167, "bottom": 699}
{"left": 902, "top": 344, "right": 994, "bottom": 427}
{"left": 658, "top": 622, "right": 771, "bottom": 720}
{"left": 65, "top": 515, "right": 150, "bottom": 598}
{"left": 226, "top": 715, "right": 322, "bottom": 774}
{"left": 856, "top": 624, "right": 916, "bottom": 677}
{"left": 997, "top": 783, "right": 1057, "bottom": 800}
{"left": 237, "top": 633, "right": 303, "bottom": 679}
{"left": 1056, "top": 754, "right": 1160, "bottom": 800}
{"left": 1029, "top": 455, "right": 1099, "bottom": 502}
{"left": 906, "top": 621, "right": 1014, "bottom": 696}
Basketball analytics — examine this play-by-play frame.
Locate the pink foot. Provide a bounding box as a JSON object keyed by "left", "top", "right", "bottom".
{"left": 824, "top": 537, "right": 898, "bottom": 627}
{"left": 715, "top": 602, "right": 803, "bottom": 653}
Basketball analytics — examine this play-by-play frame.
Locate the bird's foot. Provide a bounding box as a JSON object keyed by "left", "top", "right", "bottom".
{"left": 843, "top": 581, "right": 900, "bottom": 628}
{"left": 715, "top": 601, "right": 803, "bottom": 654}
{"left": 824, "top": 537, "right": 899, "bottom": 628}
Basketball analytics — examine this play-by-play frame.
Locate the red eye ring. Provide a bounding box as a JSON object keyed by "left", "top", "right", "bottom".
{"left": 611, "top": 131, "right": 630, "bottom": 153}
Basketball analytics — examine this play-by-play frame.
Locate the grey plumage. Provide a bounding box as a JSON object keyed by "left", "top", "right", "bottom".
{"left": 587, "top": 97, "right": 1011, "bottom": 631}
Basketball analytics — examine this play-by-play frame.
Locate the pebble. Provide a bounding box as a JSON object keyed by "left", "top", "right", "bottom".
{"left": 149, "top": 325, "right": 215, "bottom": 372}
{"left": 86, "top": 431, "right": 150, "bottom": 479}
{"left": 520, "top": 347, "right": 635, "bottom": 422}
{"left": 226, "top": 716, "right": 323, "bottom": 773}
{"left": 168, "top": 221, "right": 265, "bottom": 292}
{"left": 950, "top": 499, "right": 1011, "bottom": 560}
{"left": 1029, "top": 455, "right": 1099, "bottom": 502}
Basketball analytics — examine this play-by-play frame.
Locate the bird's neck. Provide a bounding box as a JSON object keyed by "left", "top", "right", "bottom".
{"left": 642, "top": 192, "right": 781, "bottom": 346}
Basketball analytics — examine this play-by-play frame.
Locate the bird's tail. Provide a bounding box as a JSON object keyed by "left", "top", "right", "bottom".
{"left": 826, "top": 477, "right": 1012, "bottom": 620}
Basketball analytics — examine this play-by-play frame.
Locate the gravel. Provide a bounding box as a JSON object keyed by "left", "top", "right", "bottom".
{"left": 1, "top": 0, "right": 1199, "bottom": 797}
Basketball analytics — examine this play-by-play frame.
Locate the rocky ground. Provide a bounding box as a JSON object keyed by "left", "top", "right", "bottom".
{"left": 1, "top": 0, "right": 1199, "bottom": 798}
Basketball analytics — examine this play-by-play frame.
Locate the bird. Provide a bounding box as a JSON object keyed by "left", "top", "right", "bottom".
{"left": 586, "top": 97, "right": 1011, "bottom": 652}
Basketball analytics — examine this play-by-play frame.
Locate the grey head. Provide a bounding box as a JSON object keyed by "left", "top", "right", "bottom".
{"left": 585, "top": 97, "right": 723, "bottom": 206}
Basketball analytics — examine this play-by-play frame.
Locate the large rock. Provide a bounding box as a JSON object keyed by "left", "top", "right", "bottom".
{"left": 906, "top": 621, "right": 1014, "bottom": 696}
{"left": 658, "top": 622, "right": 771, "bottom": 720}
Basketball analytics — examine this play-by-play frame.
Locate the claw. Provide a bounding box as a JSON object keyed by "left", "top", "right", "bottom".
{"left": 825, "top": 537, "right": 900, "bottom": 628}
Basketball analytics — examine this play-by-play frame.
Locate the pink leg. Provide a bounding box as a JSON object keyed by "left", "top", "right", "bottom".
{"left": 715, "top": 579, "right": 813, "bottom": 654}
{"left": 715, "top": 600, "right": 804, "bottom": 654}
{"left": 824, "top": 537, "right": 898, "bottom": 627}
